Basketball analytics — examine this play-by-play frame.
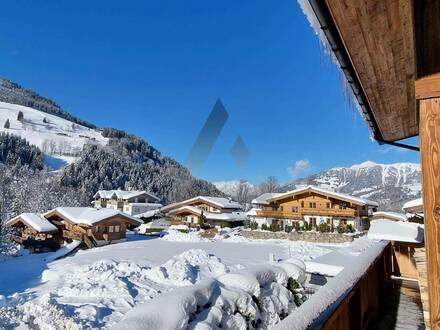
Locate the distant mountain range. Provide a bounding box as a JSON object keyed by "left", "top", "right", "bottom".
{"left": 214, "top": 161, "right": 421, "bottom": 212}
{"left": 213, "top": 180, "right": 256, "bottom": 197}
{"left": 283, "top": 161, "right": 421, "bottom": 212}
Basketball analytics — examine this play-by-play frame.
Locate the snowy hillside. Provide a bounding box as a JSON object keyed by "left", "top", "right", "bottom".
{"left": 213, "top": 180, "right": 256, "bottom": 196}
{"left": 0, "top": 101, "right": 108, "bottom": 167}
{"left": 282, "top": 161, "right": 421, "bottom": 212}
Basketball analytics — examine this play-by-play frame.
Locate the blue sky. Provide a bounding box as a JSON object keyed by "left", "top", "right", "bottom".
{"left": 0, "top": 0, "right": 419, "bottom": 184}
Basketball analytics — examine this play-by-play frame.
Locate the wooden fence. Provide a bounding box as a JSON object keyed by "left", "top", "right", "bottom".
{"left": 316, "top": 241, "right": 425, "bottom": 329}
{"left": 318, "top": 243, "right": 392, "bottom": 329}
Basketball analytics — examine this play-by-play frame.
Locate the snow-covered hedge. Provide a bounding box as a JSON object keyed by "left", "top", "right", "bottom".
{"left": 112, "top": 259, "right": 308, "bottom": 330}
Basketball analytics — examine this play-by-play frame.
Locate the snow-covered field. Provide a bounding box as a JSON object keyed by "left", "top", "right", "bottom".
{"left": 0, "top": 231, "right": 332, "bottom": 329}
{"left": 0, "top": 101, "right": 108, "bottom": 167}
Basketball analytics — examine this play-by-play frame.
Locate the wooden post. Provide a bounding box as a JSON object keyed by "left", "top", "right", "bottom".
{"left": 417, "top": 73, "right": 440, "bottom": 328}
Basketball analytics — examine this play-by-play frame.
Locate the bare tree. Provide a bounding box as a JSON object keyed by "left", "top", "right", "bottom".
{"left": 236, "top": 180, "right": 250, "bottom": 210}
{"left": 258, "top": 176, "right": 280, "bottom": 194}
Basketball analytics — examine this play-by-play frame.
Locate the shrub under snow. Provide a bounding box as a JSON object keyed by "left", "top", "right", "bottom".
{"left": 113, "top": 258, "right": 308, "bottom": 329}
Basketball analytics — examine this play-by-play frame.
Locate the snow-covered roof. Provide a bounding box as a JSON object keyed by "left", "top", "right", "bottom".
{"left": 402, "top": 198, "right": 424, "bottom": 214}
{"left": 162, "top": 196, "right": 242, "bottom": 212}
{"left": 251, "top": 193, "right": 283, "bottom": 205}
{"left": 372, "top": 211, "right": 407, "bottom": 222}
{"left": 94, "top": 190, "right": 160, "bottom": 201}
{"left": 6, "top": 213, "right": 58, "bottom": 233}
{"left": 268, "top": 185, "right": 379, "bottom": 207}
{"left": 128, "top": 202, "right": 162, "bottom": 208}
{"left": 168, "top": 206, "right": 246, "bottom": 222}
{"left": 134, "top": 209, "right": 162, "bottom": 219}
{"left": 368, "top": 219, "right": 424, "bottom": 243}
{"left": 45, "top": 207, "right": 142, "bottom": 226}
{"left": 246, "top": 208, "right": 258, "bottom": 217}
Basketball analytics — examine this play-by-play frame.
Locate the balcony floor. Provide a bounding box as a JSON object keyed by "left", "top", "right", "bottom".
{"left": 370, "top": 285, "right": 425, "bottom": 330}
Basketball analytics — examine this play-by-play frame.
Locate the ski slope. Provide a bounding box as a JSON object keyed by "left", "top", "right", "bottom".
{"left": 0, "top": 101, "right": 107, "bottom": 167}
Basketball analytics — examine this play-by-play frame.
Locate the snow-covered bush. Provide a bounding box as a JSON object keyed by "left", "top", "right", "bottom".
{"left": 115, "top": 259, "right": 309, "bottom": 330}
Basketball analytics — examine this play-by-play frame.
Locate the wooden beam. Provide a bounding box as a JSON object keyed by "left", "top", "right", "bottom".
{"left": 419, "top": 96, "right": 440, "bottom": 329}
{"left": 416, "top": 73, "right": 440, "bottom": 100}
{"left": 414, "top": 0, "right": 440, "bottom": 78}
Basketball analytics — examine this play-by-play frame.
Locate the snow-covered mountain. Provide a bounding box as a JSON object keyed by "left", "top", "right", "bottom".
{"left": 213, "top": 180, "right": 256, "bottom": 197}
{"left": 282, "top": 161, "right": 421, "bottom": 212}
{"left": 0, "top": 101, "right": 107, "bottom": 168}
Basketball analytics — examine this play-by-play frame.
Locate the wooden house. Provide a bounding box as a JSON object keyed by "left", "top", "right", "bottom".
{"left": 162, "top": 196, "right": 246, "bottom": 228}
{"left": 6, "top": 213, "right": 62, "bottom": 252}
{"left": 6, "top": 207, "right": 143, "bottom": 251}
{"left": 371, "top": 211, "right": 407, "bottom": 222}
{"left": 93, "top": 190, "right": 162, "bottom": 216}
{"left": 252, "top": 185, "right": 378, "bottom": 231}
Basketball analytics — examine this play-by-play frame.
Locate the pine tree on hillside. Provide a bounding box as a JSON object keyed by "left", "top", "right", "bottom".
{"left": 43, "top": 117, "right": 48, "bottom": 124}
{"left": 17, "top": 111, "right": 24, "bottom": 122}
{"left": 3, "top": 119, "right": 10, "bottom": 129}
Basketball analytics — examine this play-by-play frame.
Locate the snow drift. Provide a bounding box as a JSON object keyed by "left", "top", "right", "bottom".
{"left": 113, "top": 259, "right": 307, "bottom": 330}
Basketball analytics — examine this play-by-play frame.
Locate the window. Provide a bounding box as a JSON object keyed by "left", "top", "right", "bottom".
{"left": 326, "top": 202, "right": 331, "bottom": 208}
{"left": 95, "top": 226, "right": 100, "bottom": 233}
{"left": 108, "top": 225, "right": 114, "bottom": 233}
{"left": 292, "top": 206, "right": 298, "bottom": 213}
{"left": 309, "top": 202, "right": 316, "bottom": 208}
{"left": 115, "top": 225, "right": 120, "bottom": 233}
{"left": 301, "top": 201, "right": 304, "bottom": 208}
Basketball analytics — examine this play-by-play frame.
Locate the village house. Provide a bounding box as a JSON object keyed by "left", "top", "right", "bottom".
{"left": 6, "top": 207, "right": 142, "bottom": 252}
{"left": 371, "top": 211, "right": 407, "bottom": 222}
{"left": 251, "top": 185, "right": 378, "bottom": 231}
{"left": 93, "top": 190, "right": 162, "bottom": 216}
{"left": 162, "top": 196, "right": 246, "bottom": 228}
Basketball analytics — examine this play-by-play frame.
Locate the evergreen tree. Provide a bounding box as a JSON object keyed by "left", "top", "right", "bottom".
{"left": 17, "top": 111, "right": 24, "bottom": 122}
{"left": 3, "top": 119, "right": 10, "bottom": 129}
{"left": 43, "top": 117, "right": 48, "bottom": 124}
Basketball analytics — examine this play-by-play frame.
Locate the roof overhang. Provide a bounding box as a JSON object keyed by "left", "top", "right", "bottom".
{"left": 44, "top": 208, "right": 142, "bottom": 227}
{"left": 268, "top": 186, "right": 376, "bottom": 207}
{"left": 300, "top": 0, "right": 440, "bottom": 147}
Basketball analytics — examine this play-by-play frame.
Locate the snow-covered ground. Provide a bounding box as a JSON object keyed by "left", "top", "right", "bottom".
{"left": 0, "top": 231, "right": 332, "bottom": 329}
{"left": 0, "top": 101, "right": 108, "bottom": 167}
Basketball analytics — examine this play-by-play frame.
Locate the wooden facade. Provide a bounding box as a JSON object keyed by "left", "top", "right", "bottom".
{"left": 255, "top": 188, "right": 376, "bottom": 230}
{"left": 7, "top": 209, "right": 140, "bottom": 252}
{"left": 164, "top": 197, "right": 243, "bottom": 228}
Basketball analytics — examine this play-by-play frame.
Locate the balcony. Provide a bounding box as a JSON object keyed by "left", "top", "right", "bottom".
{"left": 256, "top": 208, "right": 356, "bottom": 219}
{"left": 255, "top": 210, "right": 302, "bottom": 219}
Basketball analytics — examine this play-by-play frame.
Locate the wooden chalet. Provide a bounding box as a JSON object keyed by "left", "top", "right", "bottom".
{"left": 296, "top": 0, "right": 440, "bottom": 328}
{"left": 253, "top": 185, "right": 378, "bottom": 231}
{"left": 93, "top": 190, "right": 162, "bottom": 216}
{"left": 162, "top": 196, "right": 246, "bottom": 228}
{"left": 6, "top": 213, "right": 62, "bottom": 252}
{"left": 6, "top": 207, "right": 142, "bottom": 251}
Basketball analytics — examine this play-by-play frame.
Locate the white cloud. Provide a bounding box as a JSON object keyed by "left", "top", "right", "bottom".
{"left": 287, "top": 159, "right": 312, "bottom": 178}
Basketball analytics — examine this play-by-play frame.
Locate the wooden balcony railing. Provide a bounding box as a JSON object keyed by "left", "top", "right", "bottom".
{"left": 307, "top": 241, "right": 424, "bottom": 329}
{"left": 255, "top": 210, "right": 302, "bottom": 219}
{"left": 256, "top": 208, "right": 356, "bottom": 218}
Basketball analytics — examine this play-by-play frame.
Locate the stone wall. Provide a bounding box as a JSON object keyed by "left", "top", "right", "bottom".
{"left": 241, "top": 229, "right": 362, "bottom": 244}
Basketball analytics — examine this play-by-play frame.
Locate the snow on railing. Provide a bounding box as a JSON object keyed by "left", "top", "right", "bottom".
{"left": 111, "top": 259, "right": 308, "bottom": 330}
{"left": 274, "top": 238, "right": 389, "bottom": 330}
